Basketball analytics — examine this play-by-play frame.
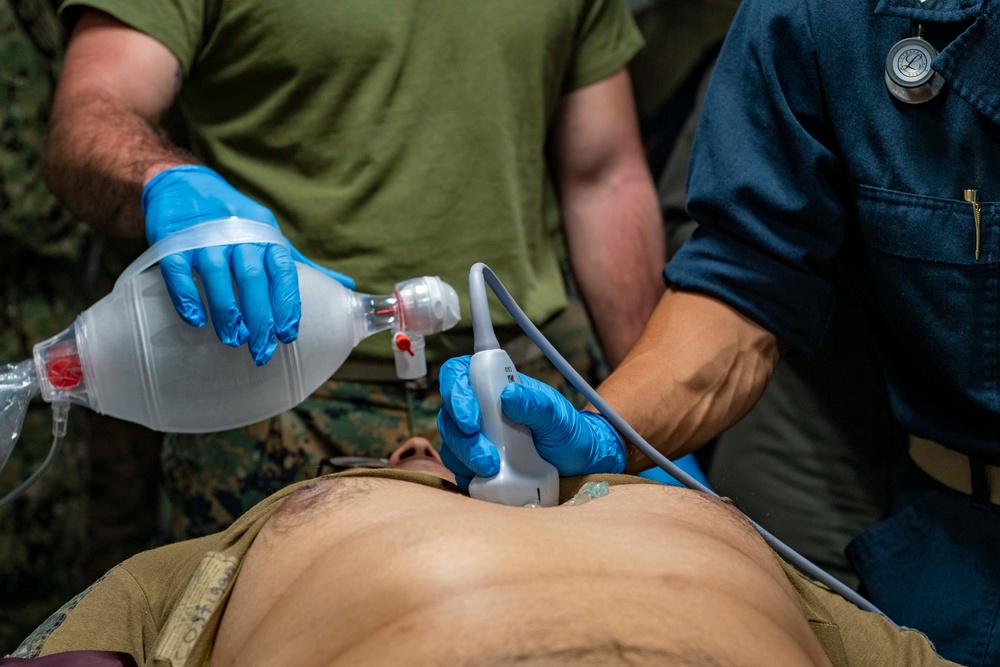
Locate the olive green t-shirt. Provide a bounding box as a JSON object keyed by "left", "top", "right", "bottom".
{"left": 60, "top": 0, "right": 644, "bottom": 361}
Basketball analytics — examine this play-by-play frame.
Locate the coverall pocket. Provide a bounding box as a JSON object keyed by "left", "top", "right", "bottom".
{"left": 853, "top": 183, "right": 995, "bottom": 400}
{"left": 854, "top": 184, "right": 990, "bottom": 265}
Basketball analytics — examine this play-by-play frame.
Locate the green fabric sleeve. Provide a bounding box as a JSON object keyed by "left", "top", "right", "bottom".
{"left": 565, "top": 0, "right": 645, "bottom": 91}
{"left": 58, "top": 0, "right": 205, "bottom": 74}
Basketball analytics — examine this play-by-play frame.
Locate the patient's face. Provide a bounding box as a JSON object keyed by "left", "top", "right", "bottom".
{"left": 347, "top": 437, "right": 456, "bottom": 484}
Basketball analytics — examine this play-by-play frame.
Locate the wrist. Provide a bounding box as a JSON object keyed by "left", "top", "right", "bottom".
{"left": 580, "top": 410, "right": 627, "bottom": 474}
{"left": 141, "top": 161, "right": 205, "bottom": 189}
{"left": 141, "top": 165, "right": 234, "bottom": 242}
{"left": 142, "top": 164, "right": 218, "bottom": 214}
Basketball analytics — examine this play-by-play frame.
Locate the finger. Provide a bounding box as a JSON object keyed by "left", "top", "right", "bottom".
{"left": 499, "top": 380, "right": 573, "bottom": 443}
{"left": 438, "top": 445, "right": 474, "bottom": 493}
{"left": 438, "top": 356, "right": 479, "bottom": 434}
{"left": 288, "top": 244, "right": 355, "bottom": 289}
{"left": 265, "top": 244, "right": 301, "bottom": 344}
{"left": 437, "top": 408, "right": 499, "bottom": 478}
{"left": 193, "top": 246, "right": 249, "bottom": 347}
{"left": 158, "top": 251, "right": 207, "bottom": 327}
{"left": 232, "top": 243, "right": 277, "bottom": 365}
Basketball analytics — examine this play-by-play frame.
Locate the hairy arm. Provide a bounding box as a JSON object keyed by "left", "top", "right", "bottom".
{"left": 594, "top": 289, "right": 784, "bottom": 473}
{"left": 43, "top": 9, "right": 193, "bottom": 238}
{"left": 547, "top": 68, "right": 666, "bottom": 368}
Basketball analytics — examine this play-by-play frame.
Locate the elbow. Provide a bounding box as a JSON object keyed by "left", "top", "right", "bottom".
{"left": 558, "top": 150, "right": 653, "bottom": 199}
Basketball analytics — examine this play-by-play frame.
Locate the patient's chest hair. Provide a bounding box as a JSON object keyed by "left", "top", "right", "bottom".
{"left": 269, "top": 478, "right": 376, "bottom": 533}
{"left": 687, "top": 491, "right": 761, "bottom": 541}
{"left": 268, "top": 477, "right": 762, "bottom": 557}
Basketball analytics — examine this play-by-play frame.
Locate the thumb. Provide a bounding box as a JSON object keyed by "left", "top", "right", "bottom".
{"left": 500, "top": 380, "right": 573, "bottom": 443}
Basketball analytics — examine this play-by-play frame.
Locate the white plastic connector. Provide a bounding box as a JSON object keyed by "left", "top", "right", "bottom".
{"left": 51, "top": 401, "right": 70, "bottom": 438}
{"left": 392, "top": 332, "right": 428, "bottom": 380}
{"left": 394, "top": 277, "right": 460, "bottom": 334}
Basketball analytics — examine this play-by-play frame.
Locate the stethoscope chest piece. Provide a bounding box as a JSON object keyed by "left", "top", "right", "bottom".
{"left": 885, "top": 30, "right": 944, "bottom": 104}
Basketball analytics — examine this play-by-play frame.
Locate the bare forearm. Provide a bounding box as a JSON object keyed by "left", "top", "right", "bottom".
{"left": 564, "top": 169, "right": 665, "bottom": 368}
{"left": 591, "top": 289, "right": 783, "bottom": 472}
{"left": 43, "top": 88, "right": 192, "bottom": 238}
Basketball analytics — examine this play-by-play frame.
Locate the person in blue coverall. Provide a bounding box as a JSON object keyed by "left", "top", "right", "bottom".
{"left": 439, "top": 0, "right": 1000, "bottom": 665}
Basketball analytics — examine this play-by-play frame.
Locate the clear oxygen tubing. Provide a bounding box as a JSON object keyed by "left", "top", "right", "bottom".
{"left": 468, "top": 262, "right": 895, "bottom": 625}
{"left": 0, "top": 401, "right": 70, "bottom": 509}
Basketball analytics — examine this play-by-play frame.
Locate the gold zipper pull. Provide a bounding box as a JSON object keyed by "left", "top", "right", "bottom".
{"left": 964, "top": 189, "right": 981, "bottom": 261}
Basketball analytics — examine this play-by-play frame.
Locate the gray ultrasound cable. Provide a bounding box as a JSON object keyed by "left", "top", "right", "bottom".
{"left": 468, "top": 263, "right": 894, "bottom": 624}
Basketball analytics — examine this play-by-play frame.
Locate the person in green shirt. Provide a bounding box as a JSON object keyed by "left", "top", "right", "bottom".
{"left": 41, "top": 0, "right": 666, "bottom": 539}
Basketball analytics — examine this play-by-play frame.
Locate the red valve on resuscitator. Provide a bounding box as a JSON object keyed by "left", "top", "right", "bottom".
{"left": 47, "top": 354, "right": 82, "bottom": 389}
{"left": 394, "top": 333, "right": 415, "bottom": 357}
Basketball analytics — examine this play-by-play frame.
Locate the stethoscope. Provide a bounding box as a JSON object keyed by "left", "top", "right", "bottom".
{"left": 885, "top": 20, "right": 945, "bottom": 104}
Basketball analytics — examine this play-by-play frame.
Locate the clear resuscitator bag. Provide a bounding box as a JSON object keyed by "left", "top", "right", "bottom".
{"left": 0, "top": 217, "right": 461, "bottom": 491}
{"left": 0, "top": 360, "right": 39, "bottom": 473}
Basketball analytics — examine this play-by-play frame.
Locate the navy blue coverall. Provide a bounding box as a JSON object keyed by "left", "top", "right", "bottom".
{"left": 667, "top": 0, "right": 1000, "bottom": 663}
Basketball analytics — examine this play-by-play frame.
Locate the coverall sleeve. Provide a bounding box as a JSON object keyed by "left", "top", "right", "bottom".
{"left": 666, "top": 0, "right": 851, "bottom": 356}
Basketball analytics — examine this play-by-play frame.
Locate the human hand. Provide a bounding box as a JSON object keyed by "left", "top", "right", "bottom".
{"left": 437, "top": 355, "right": 626, "bottom": 490}
{"left": 142, "top": 165, "right": 354, "bottom": 365}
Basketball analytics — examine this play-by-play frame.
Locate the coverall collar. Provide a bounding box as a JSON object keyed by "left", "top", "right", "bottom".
{"left": 933, "top": 3, "right": 1000, "bottom": 125}
{"left": 875, "top": 0, "right": 981, "bottom": 22}
{"left": 876, "top": 0, "right": 1000, "bottom": 125}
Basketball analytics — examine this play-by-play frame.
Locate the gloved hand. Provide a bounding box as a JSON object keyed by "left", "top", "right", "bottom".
{"left": 142, "top": 165, "right": 354, "bottom": 365}
{"left": 437, "top": 355, "right": 627, "bottom": 490}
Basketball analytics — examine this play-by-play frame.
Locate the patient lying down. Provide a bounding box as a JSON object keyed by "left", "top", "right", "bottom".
{"left": 11, "top": 439, "right": 956, "bottom": 667}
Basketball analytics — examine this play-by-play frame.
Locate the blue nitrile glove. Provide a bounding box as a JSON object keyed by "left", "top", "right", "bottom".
{"left": 438, "top": 355, "right": 627, "bottom": 491}
{"left": 142, "top": 165, "right": 354, "bottom": 365}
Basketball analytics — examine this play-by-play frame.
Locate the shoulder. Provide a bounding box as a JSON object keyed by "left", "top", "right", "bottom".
{"left": 731, "top": 0, "right": 876, "bottom": 43}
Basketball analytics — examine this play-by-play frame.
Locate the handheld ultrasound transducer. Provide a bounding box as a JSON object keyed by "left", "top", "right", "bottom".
{"left": 466, "top": 264, "right": 559, "bottom": 507}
